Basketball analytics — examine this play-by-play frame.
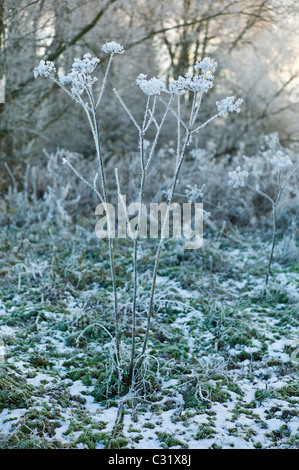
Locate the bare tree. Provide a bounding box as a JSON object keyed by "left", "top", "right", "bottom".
{"left": 1, "top": 0, "right": 298, "bottom": 181}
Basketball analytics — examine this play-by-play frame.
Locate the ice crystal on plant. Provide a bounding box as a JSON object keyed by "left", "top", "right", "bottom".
{"left": 183, "top": 72, "right": 214, "bottom": 94}
{"left": 216, "top": 96, "right": 243, "bottom": 116}
{"left": 185, "top": 184, "right": 205, "bottom": 202}
{"left": 33, "top": 60, "right": 56, "bottom": 78}
{"left": 136, "top": 58, "right": 218, "bottom": 97}
{"left": 58, "top": 54, "right": 100, "bottom": 94}
{"left": 228, "top": 166, "right": 248, "bottom": 188}
{"left": 136, "top": 74, "right": 167, "bottom": 96}
{"left": 73, "top": 54, "right": 100, "bottom": 74}
{"left": 162, "top": 188, "right": 172, "bottom": 202}
{"left": 169, "top": 68, "right": 214, "bottom": 95}
{"left": 194, "top": 57, "right": 217, "bottom": 74}
{"left": 101, "top": 41, "right": 125, "bottom": 54}
{"left": 168, "top": 76, "right": 187, "bottom": 95}
{"left": 270, "top": 150, "right": 292, "bottom": 170}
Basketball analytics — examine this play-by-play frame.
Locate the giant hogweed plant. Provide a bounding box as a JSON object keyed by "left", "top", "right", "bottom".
{"left": 34, "top": 41, "right": 242, "bottom": 393}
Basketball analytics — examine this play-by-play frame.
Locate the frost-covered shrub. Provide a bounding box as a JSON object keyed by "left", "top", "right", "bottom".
{"left": 1, "top": 150, "right": 88, "bottom": 229}
{"left": 275, "top": 223, "right": 299, "bottom": 265}
{"left": 228, "top": 133, "right": 299, "bottom": 294}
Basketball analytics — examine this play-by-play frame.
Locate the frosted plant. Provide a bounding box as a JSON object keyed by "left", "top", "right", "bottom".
{"left": 35, "top": 44, "right": 122, "bottom": 374}
{"left": 228, "top": 166, "right": 249, "bottom": 188}
{"left": 275, "top": 222, "right": 299, "bottom": 264}
{"left": 270, "top": 150, "right": 292, "bottom": 170}
{"left": 34, "top": 46, "right": 242, "bottom": 392}
{"left": 38, "top": 150, "right": 81, "bottom": 228}
{"left": 114, "top": 56, "right": 242, "bottom": 379}
{"left": 33, "top": 60, "right": 56, "bottom": 78}
{"left": 12, "top": 258, "right": 49, "bottom": 290}
{"left": 58, "top": 54, "right": 100, "bottom": 95}
{"left": 228, "top": 150, "right": 299, "bottom": 296}
{"left": 136, "top": 74, "right": 167, "bottom": 96}
{"left": 185, "top": 184, "right": 205, "bottom": 202}
{"left": 216, "top": 96, "right": 243, "bottom": 116}
{"left": 101, "top": 42, "right": 125, "bottom": 54}
{"left": 195, "top": 57, "right": 218, "bottom": 74}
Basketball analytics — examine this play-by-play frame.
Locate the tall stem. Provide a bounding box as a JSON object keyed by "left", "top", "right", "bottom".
{"left": 139, "top": 130, "right": 192, "bottom": 364}
{"left": 128, "top": 123, "right": 147, "bottom": 384}
{"left": 264, "top": 203, "right": 277, "bottom": 293}
{"left": 89, "top": 90, "right": 120, "bottom": 363}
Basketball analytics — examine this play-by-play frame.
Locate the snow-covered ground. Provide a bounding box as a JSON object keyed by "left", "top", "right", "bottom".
{"left": 0, "top": 224, "right": 298, "bottom": 449}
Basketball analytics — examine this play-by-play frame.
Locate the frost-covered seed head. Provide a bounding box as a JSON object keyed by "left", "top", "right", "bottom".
{"left": 270, "top": 151, "right": 293, "bottom": 170}
{"left": 72, "top": 55, "right": 100, "bottom": 74}
{"left": 136, "top": 74, "right": 167, "bottom": 96}
{"left": 216, "top": 96, "right": 243, "bottom": 116}
{"left": 58, "top": 54, "right": 100, "bottom": 94}
{"left": 228, "top": 166, "right": 249, "bottom": 189}
{"left": 33, "top": 60, "right": 56, "bottom": 78}
{"left": 194, "top": 57, "right": 217, "bottom": 74}
{"left": 101, "top": 41, "right": 124, "bottom": 54}
{"left": 183, "top": 73, "right": 214, "bottom": 93}
{"left": 168, "top": 76, "right": 187, "bottom": 95}
{"left": 185, "top": 184, "right": 205, "bottom": 202}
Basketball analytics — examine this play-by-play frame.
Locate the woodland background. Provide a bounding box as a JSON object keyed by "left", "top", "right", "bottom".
{"left": 1, "top": 0, "right": 299, "bottom": 176}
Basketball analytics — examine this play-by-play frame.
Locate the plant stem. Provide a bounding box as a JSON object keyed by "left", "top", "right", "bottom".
{"left": 128, "top": 119, "right": 147, "bottom": 385}
{"left": 260, "top": 165, "right": 299, "bottom": 296}
{"left": 264, "top": 202, "right": 276, "bottom": 293}
{"left": 89, "top": 90, "right": 120, "bottom": 363}
{"left": 139, "top": 129, "right": 192, "bottom": 365}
